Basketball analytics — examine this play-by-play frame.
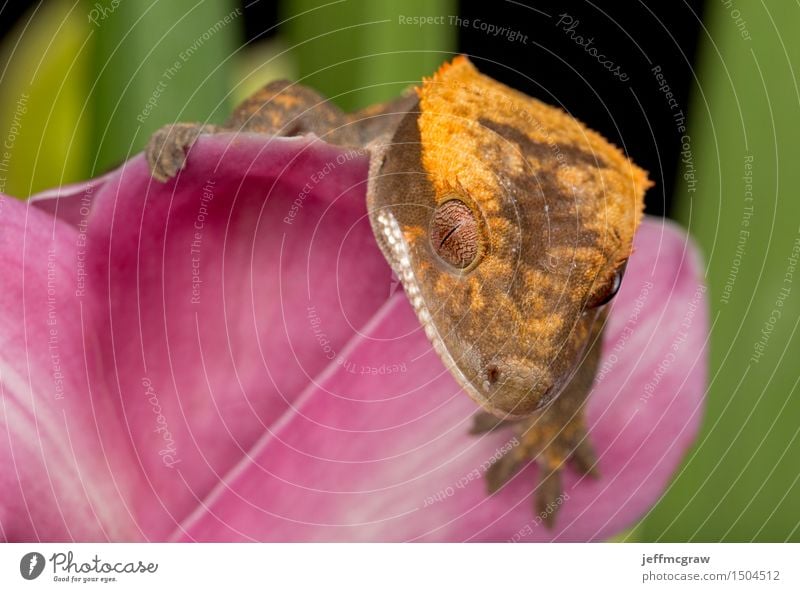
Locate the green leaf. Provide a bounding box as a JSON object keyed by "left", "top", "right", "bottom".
{"left": 0, "top": 0, "right": 91, "bottom": 197}
{"left": 642, "top": 2, "right": 800, "bottom": 541}
{"left": 282, "top": 0, "right": 456, "bottom": 111}
{"left": 86, "top": 0, "right": 241, "bottom": 172}
{"left": 230, "top": 38, "right": 297, "bottom": 106}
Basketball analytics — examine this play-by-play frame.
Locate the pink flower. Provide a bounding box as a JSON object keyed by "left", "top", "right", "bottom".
{"left": 1, "top": 133, "right": 707, "bottom": 542}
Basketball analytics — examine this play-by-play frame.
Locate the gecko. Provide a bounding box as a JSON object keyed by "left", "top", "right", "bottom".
{"left": 146, "top": 56, "right": 651, "bottom": 527}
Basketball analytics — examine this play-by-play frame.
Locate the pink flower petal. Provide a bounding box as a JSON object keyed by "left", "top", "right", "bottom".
{"left": 74, "top": 135, "right": 392, "bottom": 537}
{"left": 3, "top": 129, "right": 707, "bottom": 542}
{"left": 29, "top": 173, "right": 114, "bottom": 228}
{"left": 0, "top": 197, "right": 144, "bottom": 541}
{"left": 7, "top": 134, "right": 392, "bottom": 539}
{"left": 176, "top": 217, "right": 708, "bottom": 542}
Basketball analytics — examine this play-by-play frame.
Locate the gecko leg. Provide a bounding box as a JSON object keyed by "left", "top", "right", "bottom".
{"left": 146, "top": 82, "right": 352, "bottom": 183}
{"left": 470, "top": 324, "right": 603, "bottom": 527}
{"left": 146, "top": 81, "right": 415, "bottom": 183}
{"left": 146, "top": 122, "right": 222, "bottom": 182}
{"left": 480, "top": 402, "right": 598, "bottom": 528}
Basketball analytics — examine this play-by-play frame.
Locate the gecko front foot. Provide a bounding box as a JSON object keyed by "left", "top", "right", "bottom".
{"left": 471, "top": 403, "right": 599, "bottom": 528}
{"left": 146, "top": 122, "right": 220, "bottom": 182}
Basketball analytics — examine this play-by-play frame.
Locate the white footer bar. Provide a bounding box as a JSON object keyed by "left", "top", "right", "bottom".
{"left": 0, "top": 543, "right": 795, "bottom": 591}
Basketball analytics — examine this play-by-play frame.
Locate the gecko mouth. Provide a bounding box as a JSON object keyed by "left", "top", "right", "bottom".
{"left": 476, "top": 364, "right": 559, "bottom": 419}
{"left": 372, "top": 209, "right": 494, "bottom": 408}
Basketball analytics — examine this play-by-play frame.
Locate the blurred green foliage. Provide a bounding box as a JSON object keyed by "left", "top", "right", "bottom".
{"left": 0, "top": 0, "right": 454, "bottom": 194}
{"left": 642, "top": 1, "right": 800, "bottom": 541}
{"left": 282, "top": 0, "right": 456, "bottom": 110}
{"left": 88, "top": 0, "right": 240, "bottom": 173}
{"left": 0, "top": 0, "right": 91, "bottom": 197}
{"left": 0, "top": 0, "right": 242, "bottom": 194}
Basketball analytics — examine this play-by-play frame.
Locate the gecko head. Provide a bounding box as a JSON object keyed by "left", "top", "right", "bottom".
{"left": 368, "top": 57, "right": 650, "bottom": 418}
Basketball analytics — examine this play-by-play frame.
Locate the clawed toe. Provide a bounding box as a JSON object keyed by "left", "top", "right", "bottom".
{"left": 534, "top": 461, "right": 564, "bottom": 528}
{"left": 568, "top": 436, "right": 600, "bottom": 477}
{"left": 469, "top": 411, "right": 516, "bottom": 435}
{"left": 485, "top": 450, "right": 524, "bottom": 493}
{"left": 145, "top": 123, "right": 218, "bottom": 182}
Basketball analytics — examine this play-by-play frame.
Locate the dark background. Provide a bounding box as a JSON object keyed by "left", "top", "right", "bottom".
{"left": 244, "top": 0, "right": 706, "bottom": 217}
{"left": 0, "top": 0, "right": 705, "bottom": 216}
{"left": 456, "top": 1, "right": 705, "bottom": 217}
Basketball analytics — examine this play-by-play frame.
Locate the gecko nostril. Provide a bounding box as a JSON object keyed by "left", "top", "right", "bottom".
{"left": 486, "top": 365, "right": 501, "bottom": 384}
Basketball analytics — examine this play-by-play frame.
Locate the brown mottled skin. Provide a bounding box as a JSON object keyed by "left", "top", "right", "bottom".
{"left": 146, "top": 57, "right": 651, "bottom": 526}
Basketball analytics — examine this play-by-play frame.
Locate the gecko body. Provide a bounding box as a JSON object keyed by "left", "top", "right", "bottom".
{"left": 147, "top": 57, "right": 651, "bottom": 525}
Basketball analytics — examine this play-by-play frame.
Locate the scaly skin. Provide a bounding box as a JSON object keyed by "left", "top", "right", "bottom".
{"left": 146, "top": 57, "right": 651, "bottom": 525}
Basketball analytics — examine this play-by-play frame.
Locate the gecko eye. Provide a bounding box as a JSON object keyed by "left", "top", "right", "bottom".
{"left": 587, "top": 263, "right": 627, "bottom": 308}
{"left": 430, "top": 198, "right": 482, "bottom": 270}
